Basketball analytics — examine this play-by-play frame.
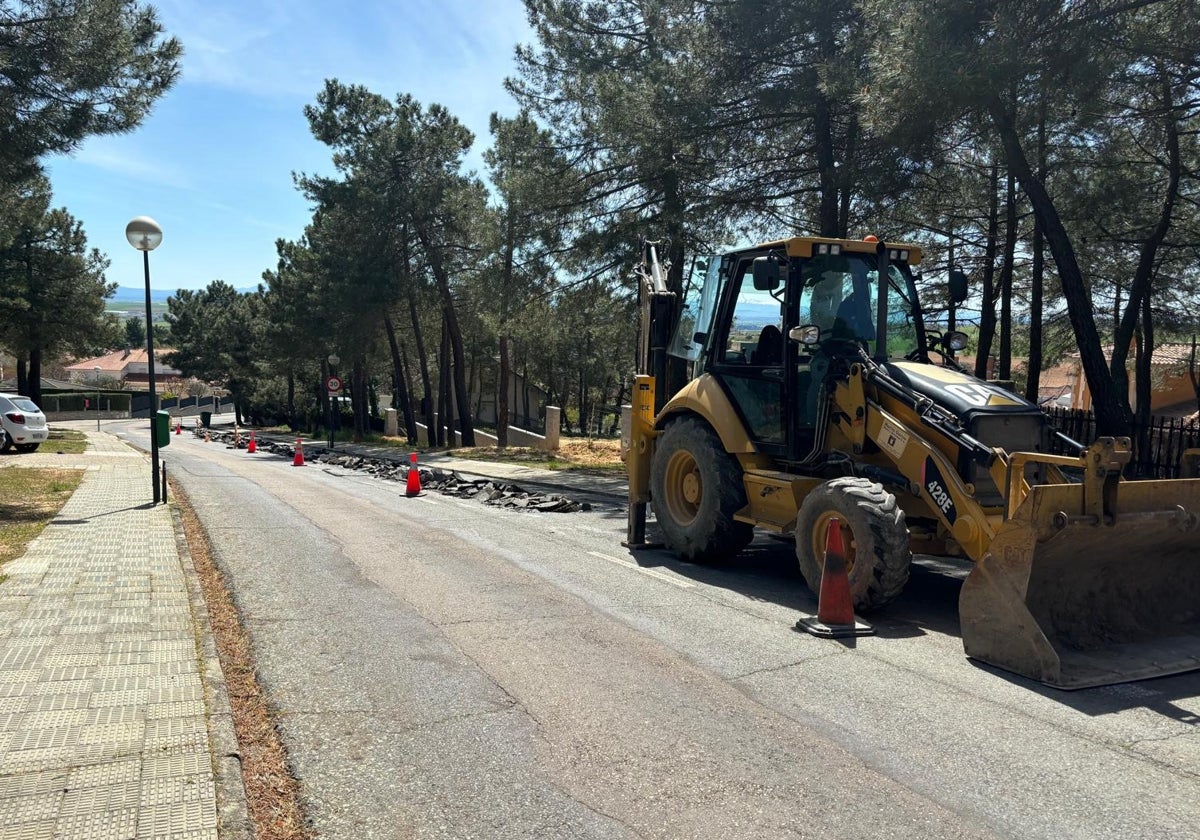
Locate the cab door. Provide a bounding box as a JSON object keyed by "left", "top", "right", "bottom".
{"left": 707, "top": 255, "right": 791, "bottom": 456}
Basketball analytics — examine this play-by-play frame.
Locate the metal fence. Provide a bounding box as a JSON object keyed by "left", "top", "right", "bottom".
{"left": 131, "top": 395, "right": 232, "bottom": 418}
{"left": 1044, "top": 406, "right": 1200, "bottom": 478}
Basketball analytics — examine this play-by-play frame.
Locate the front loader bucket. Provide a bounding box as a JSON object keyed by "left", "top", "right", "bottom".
{"left": 959, "top": 479, "right": 1200, "bottom": 689}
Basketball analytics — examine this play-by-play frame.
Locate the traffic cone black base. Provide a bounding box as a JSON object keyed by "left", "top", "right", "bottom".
{"left": 794, "top": 614, "right": 875, "bottom": 638}
{"left": 795, "top": 515, "right": 874, "bottom": 639}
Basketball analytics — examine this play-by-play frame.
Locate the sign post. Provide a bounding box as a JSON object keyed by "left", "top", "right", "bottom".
{"left": 325, "top": 375, "right": 342, "bottom": 450}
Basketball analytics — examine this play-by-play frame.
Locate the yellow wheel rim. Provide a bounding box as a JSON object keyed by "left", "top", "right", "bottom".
{"left": 812, "top": 511, "right": 856, "bottom": 573}
{"left": 663, "top": 448, "right": 701, "bottom": 526}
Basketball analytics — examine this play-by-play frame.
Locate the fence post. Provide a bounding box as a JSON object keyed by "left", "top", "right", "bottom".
{"left": 544, "top": 406, "right": 561, "bottom": 451}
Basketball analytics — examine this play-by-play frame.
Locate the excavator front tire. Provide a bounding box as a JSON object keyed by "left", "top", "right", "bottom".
{"left": 795, "top": 477, "right": 911, "bottom": 611}
{"left": 650, "top": 416, "right": 753, "bottom": 563}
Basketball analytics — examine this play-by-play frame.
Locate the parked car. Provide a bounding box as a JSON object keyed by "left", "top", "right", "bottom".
{"left": 0, "top": 393, "right": 48, "bottom": 453}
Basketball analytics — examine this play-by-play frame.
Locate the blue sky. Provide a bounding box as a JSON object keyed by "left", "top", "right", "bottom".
{"left": 42, "top": 0, "right": 532, "bottom": 293}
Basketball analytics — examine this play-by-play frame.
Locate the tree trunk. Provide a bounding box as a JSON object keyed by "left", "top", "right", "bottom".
{"left": 408, "top": 291, "right": 436, "bottom": 442}
{"left": 417, "top": 226, "right": 475, "bottom": 446}
{"left": 988, "top": 97, "right": 1130, "bottom": 438}
{"left": 975, "top": 161, "right": 1000, "bottom": 381}
{"left": 287, "top": 372, "right": 296, "bottom": 431}
{"left": 1110, "top": 67, "right": 1180, "bottom": 420}
{"left": 352, "top": 357, "right": 366, "bottom": 442}
{"left": 947, "top": 230, "right": 957, "bottom": 334}
{"left": 838, "top": 115, "right": 858, "bottom": 237}
{"left": 814, "top": 90, "right": 840, "bottom": 238}
{"left": 16, "top": 358, "right": 26, "bottom": 396}
{"left": 383, "top": 314, "right": 417, "bottom": 443}
{"left": 498, "top": 335, "right": 510, "bottom": 448}
{"left": 439, "top": 316, "right": 455, "bottom": 447}
{"left": 998, "top": 170, "right": 1016, "bottom": 380}
{"left": 27, "top": 348, "right": 41, "bottom": 406}
{"left": 400, "top": 343, "right": 418, "bottom": 443}
{"left": 1135, "top": 293, "right": 1154, "bottom": 475}
{"left": 1025, "top": 99, "right": 1047, "bottom": 405}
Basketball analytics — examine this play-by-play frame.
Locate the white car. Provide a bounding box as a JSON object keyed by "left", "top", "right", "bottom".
{"left": 0, "top": 393, "right": 48, "bottom": 453}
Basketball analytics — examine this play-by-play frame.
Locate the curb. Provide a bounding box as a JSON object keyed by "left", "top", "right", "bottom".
{"left": 171, "top": 503, "right": 253, "bottom": 840}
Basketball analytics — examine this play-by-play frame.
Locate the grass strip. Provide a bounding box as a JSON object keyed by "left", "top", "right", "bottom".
{"left": 0, "top": 468, "right": 83, "bottom": 567}
{"left": 173, "top": 482, "right": 312, "bottom": 840}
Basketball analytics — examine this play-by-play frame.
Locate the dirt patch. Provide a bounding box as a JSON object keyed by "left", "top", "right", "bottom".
{"left": 446, "top": 438, "right": 625, "bottom": 472}
{"left": 173, "top": 483, "right": 311, "bottom": 840}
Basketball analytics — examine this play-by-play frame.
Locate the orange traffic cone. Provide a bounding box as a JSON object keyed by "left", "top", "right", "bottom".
{"left": 204, "top": 431, "right": 210, "bottom": 443}
{"left": 405, "top": 452, "right": 421, "bottom": 496}
{"left": 292, "top": 439, "right": 305, "bottom": 467}
{"left": 795, "top": 516, "right": 874, "bottom": 638}
{"left": 247, "top": 431, "right": 256, "bottom": 454}
{"left": 175, "top": 419, "right": 181, "bottom": 435}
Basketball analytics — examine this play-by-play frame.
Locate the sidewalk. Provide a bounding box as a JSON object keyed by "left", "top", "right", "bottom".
{"left": 0, "top": 429, "right": 241, "bottom": 839}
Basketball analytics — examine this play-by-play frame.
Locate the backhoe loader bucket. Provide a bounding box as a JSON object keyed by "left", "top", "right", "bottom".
{"left": 960, "top": 479, "right": 1200, "bottom": 689}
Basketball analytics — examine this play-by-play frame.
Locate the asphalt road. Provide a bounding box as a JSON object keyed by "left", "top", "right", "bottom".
{"left": 113, "top": 421, "right": 1200, "bottom": 839}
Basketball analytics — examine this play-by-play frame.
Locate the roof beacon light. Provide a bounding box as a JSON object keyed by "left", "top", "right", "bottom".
{"left": 864, "top": 235, "right": 879, "bottom": 243}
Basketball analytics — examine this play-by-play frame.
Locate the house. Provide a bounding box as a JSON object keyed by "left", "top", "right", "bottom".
{"left": 1062, "top": 343, "right": 1198, "bottom": 416}
{"left": 65, "top": 348, "right": 183, "bottom": 389}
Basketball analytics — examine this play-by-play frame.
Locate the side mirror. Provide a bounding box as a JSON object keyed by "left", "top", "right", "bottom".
{"left": 949, "top": 269, "right": 969, "bottom": 305}
{"left": 752, "top": 255, "right": 784, "bottom": 291}
{"left": 789, "top": 325, "right": 821, "bottom": 346}
{"left": 944, "top": 330, "right": 969, "bottom": 351}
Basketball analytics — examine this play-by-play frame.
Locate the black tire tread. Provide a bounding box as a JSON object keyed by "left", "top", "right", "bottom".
{"left": 650, "top": 416, "right": 753, "bottom": 563}
{"left": 795, "top": 477, "right": 910, "bottom": 611}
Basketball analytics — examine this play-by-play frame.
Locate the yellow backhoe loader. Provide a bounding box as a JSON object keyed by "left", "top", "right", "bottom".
{"left": 624, "top": 235, "right": 1200, "bottom": 689}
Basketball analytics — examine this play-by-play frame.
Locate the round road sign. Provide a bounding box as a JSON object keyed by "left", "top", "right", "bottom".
{"left": 325, "top": 375, "right": 343, "bottom": 393}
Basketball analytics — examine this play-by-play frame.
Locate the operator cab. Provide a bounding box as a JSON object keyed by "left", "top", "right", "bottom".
{"left": 667, "top": 236, "right": 933, "bottom": 462}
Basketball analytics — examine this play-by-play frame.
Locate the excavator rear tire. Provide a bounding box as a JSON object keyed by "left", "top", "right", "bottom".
{"left": 795, "top": 477, "right": 911, "bottom": 611}
{"left": 650, "top": 416, "right": 753, "bottom": 563}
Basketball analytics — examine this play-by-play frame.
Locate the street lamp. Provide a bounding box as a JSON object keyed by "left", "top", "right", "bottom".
{"left": 126, "top": 216, "right": 163, "bottom": 504}
{"left": 93, "top": 366, "right": 101, "bottom": 431}
{"left": 327, "top": 353, "right": 340, "bottom": 450}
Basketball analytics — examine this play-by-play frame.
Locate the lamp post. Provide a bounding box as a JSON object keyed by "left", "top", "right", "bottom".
{"left": 327, "top": 353, "right": 339, "bottom": 450}
{"left": 126, "top": 216, "right": 163, "bottom": 504}
{"left": 93, "top": 366, "right": 101, "bottom": 431}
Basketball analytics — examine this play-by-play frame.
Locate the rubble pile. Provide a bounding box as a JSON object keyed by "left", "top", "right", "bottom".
{"left": 192, "top": 429, "right": 589, "bottom": 513}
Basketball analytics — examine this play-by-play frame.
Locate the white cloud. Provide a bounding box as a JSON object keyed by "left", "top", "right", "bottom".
{"left": 66, "top": 140, "right": 196, "bottom": 190}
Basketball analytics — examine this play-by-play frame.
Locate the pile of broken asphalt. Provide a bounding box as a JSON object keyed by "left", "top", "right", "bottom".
{"left": 197, "top": 428, "right": 600, "bottom": 513}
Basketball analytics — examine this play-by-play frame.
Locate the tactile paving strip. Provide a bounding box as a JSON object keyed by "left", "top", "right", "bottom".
{"left": 0, "top": 453, "right": 218, "bottom": 839}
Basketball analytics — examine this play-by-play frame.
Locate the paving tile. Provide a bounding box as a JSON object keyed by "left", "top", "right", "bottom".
{"left": 67, "top": 758, "right": 141, "bottom": 789}
{"left": 59, "top": 781, "right": 140, "bottom": 817}
{"left": 134, "top": 799, "right": 216, "bottom": 839}
{"left": 52, "top": 806, "right": 137, "bottom": 840}
{"left": 0, "top": 790, "right": 63, "bottom": 823}
{"left": 144, "top": 701, "right": 205, "bottom": 720}
{"left": 21, "top": 709, "right": 91, "bottom": 730}
{"left": 139, "top": 774, "right": 214, "bottom": 807}
{"left": 77, "top": 722, "right": 145, "bottom": 746}
{"left": 2, "top": 820, "right": 55, "bottom": 839}
{"left": 0, "top": 768, "right": 67, "bottom": 800}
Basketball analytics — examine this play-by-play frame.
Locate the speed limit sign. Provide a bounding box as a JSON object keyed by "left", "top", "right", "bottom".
{"left": 325, "top": 375, "right": 343, "bottom": 394}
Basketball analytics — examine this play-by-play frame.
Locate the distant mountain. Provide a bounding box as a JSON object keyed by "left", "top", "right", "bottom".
{"left": 109, "top": 285, "right": 258, "bottom": 304}
{"left": 111, "top": 286, "right": 174, "bottom": 304}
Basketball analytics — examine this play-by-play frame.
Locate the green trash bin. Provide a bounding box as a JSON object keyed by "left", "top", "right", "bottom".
{"left": 154, "top": 410, "right": 171, "bottom": 447}
{"left": 200, "top": 411, "right": 212, "bottom": 428}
